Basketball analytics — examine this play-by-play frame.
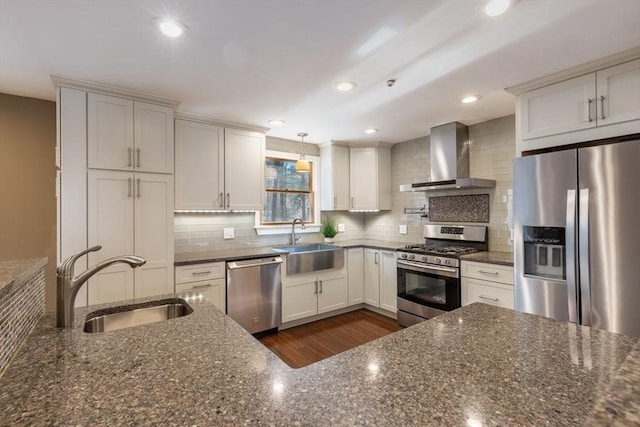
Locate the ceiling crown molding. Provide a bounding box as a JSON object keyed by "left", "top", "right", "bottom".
{"left": 50, "top": 74, "right": 181, "bottom": 107}
{"left": 174, "top": 111, "right": 269, "bottom": 134}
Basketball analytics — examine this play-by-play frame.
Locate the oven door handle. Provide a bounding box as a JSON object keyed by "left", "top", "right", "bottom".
{"left": 397, "top": 260, "right": 458, "bottom": 277}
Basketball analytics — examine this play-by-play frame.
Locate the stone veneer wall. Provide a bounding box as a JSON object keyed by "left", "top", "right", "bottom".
{"left": 0, "top": 260, "right": 46, "bottom": 377}
{"left": 365, "top": 115, "right": 515, "bottom": 252}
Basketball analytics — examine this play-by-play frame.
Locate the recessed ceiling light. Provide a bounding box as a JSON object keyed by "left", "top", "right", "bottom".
{"left": 365, "top": 128, "right": 379, "bottom": 134}
{"left": 484, "top": 0, "right": 513, "bottom": 17}
{"left": 156, "top": 18, "right": 187, "bottom": 38}
{"left": 335, "top": 81, "right": 357, "bottom": 92}
{"left": 461, "top": 95, "right": 480, "bottom": 104}
{"left": 267, "top": 119, "right": 286, "bottom": 127}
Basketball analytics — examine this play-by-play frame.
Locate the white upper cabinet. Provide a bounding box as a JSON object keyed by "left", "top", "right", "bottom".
{"left": 175, "top": 120, "right": 224, "bottom": 210}
{"left": 88, "top": 93, "right": 174, "bottom": 173}
{"left": 596, "top": 59, "right": 640, "bottom": 126}
{"left": 224, "top": 128, "right": 265, "bottom": 210}
{"left": 320, "top": 144, "right": 350, "bottom": 211}
{"left": 174, "top": 120, "right": 264, "bottom": 211}
{"left": 349, "top": 146, "right": 391, "bottom": 211}
{"left": 516, "top": 57, "right": 640, "bottom": 153}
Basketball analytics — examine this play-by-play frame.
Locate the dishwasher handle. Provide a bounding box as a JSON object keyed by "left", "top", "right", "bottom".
{"left": 227, "top": 257, "right": 283, "bottom": 270}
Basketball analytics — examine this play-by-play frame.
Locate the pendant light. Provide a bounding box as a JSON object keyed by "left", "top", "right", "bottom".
{"left": 295, "top": 132, "right": 310, "bottom": 173}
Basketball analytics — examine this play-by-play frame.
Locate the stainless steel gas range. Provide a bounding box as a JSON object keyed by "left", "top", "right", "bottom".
{"left": 396, "top": 224, "right": 488, "bottom": 327}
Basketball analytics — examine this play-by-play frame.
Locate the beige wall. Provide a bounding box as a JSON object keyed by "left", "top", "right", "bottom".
{"left": 0, "top": 93, "right": 57, "bottom": 311}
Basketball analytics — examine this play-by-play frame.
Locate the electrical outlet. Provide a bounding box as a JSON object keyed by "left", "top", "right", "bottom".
{"left": 399, "top": 224, "right": 408, "bottom": 234}
{"left": 338, "top": 223, "right": 345, "bottom": 232}
{"left": 223, "top": 228, "right": 235, "bottom": 239}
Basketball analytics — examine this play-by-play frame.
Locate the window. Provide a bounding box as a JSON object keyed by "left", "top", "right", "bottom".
{"left": 263, "top": 157, "right": 313, "bottom": 224}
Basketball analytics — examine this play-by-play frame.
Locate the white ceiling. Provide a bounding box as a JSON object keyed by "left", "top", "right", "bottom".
{"left": 1, "top": 0, "right": 639, "bottom": 144}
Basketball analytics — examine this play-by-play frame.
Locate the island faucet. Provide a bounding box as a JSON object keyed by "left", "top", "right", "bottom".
{"left": 56, "top": 245, "right": 146, "bottom": 328}
{"left": 291, "top": 217, "right": 306, "bottom": 245}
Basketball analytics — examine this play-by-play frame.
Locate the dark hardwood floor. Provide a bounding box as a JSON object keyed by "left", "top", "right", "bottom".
{"left": 258, "top": 309, "right": 403, "bottom": 368}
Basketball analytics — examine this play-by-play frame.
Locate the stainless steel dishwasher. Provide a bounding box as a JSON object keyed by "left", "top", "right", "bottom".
{"left": 226, "top": 256, "right": 283, "bottom": 334}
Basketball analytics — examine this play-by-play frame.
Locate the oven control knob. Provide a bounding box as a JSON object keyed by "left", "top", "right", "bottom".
{"left": 434, "top": 257, "right": 442, "bottom": 264}
{"left": 408, "top": 254, "right": 415, "bottom": 260}
{"left": 401, "top": 253, "right": 408, "bottom": 259}
{"left": 443, "top": 259, "right": 451, "bottom": 265}
{"left": 420, "top": 255, "right": 427, "bottom": 262}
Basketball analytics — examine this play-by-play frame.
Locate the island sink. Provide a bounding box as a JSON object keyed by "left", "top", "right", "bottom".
{"left": 273, "top": 244, "right": 344, "bottom": 275}
{"left": 83, "top": 298, "right": 193, "bottom": 333}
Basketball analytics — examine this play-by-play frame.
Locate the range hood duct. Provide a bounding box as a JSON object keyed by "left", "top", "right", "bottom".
{"left": 399, "top": 121, "right": 495, "bottom": 192}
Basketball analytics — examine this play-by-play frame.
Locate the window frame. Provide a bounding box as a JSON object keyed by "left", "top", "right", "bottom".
{"left": 254, "top": 150, "right": 321, "bottom": 235}
{"left": 263, "top": 156, "right": 314, "bottom": 225}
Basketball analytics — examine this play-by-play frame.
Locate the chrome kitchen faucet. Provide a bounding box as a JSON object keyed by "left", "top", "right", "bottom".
{"left": 291, "top": 217, "right": 306, "bottom": 245}
{"left": 56, "top": 245, "right": 146, "bottom": 328}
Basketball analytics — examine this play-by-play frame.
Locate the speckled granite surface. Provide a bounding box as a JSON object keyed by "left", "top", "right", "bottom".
{"left": 175, "top": 239, "right": 407, "bottom": 265}
{"left": 0, "top": 258, "right": 47, "bottom": 295}
{"left": 0, "top": 300, "right": 636, "bottom": 425}
{"left": 461, "top": 250, "right": 514, "bottom": 266}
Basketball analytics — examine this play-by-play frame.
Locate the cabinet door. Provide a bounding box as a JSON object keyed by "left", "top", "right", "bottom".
{"left": 134, "top": 173, "right": 174, "bottom": 298}
{"left": 175, "top": 120, "right": 224, "bottom": 209}
{"left": 321, "top": 145, "right": 350, "bottom": 211}
{"left": 462, "top": 277, "right": 514, "bottom": 310}
{"left": 347, "top": 248, "right": 364, "bottom": 305}
{"left": 597, "top": 59, "right": 640, "bottom": 126}
{"left": 379, "top": 251, "right": 397, "bottom": 313}
{"left": 88, "top": 93, "right": 134, "bottom": 171}
{"left": 134, "top": 102, "right": 174, "bottom": 174}
{"left": 282, "top": 276, "right": 318, "bottom": 322}
{"left": 318, "top": 274, "right": 348, "bottom": 314}
{"left": 176, "top": 278, "right": 226, "bottom": 313}
{"left": 363, "top": 249, "right": 380, "bottom": 307}
{"left": 224, "top": 128, "right": 265, "bottom": 210}
{"left": 87, "top": 170, "right": 135, "bottom": 305}
{"left": 350, "top": 148, "right": 377, "bottom": 210}
{"left": 520, "top": 74, "right": 597, "bottom": 140}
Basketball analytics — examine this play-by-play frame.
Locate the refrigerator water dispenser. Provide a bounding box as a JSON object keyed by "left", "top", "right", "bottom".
{"left": 523, "top": 226, "right": 565, "bottom": 280}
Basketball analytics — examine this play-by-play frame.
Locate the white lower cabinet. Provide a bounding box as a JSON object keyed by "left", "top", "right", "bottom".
{"left": 175, "top": 262, "right": 226, "bottom": 312}
{"left": 461, "top": 261, "right": 514, "bottom": 310}
{"left": 282, "top": 270, "right": 348, "bottom": 323}
{"left": 347, "top": 248, "right": 364, "bottom": 305}
{"left": 87, "top": 170, "right": 173, "bottom": 305}
{"left": 363, "top": 249, "right": 397, "bottom": 313}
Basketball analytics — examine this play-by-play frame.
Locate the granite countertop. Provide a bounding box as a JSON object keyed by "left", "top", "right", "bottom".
{"left": 460, "top": 250, "right": 514, "bottom": 266}
{"left": 175, "top": 239, "right": 406, "bottom": 265}
{"left": 0, "top": 258, "right": 47, "bottom": 295}
{"left": 0, "top": 298, "right": 637, "bottom": 425}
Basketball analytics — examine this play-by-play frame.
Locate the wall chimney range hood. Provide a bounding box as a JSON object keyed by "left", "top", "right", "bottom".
{"left": 399, "top": 122, "right": 495, "bottom": 192}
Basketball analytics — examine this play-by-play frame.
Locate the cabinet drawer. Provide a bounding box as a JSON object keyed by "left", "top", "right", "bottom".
{"left": 461, "top": 261, "right": 513, "bottom": 285}
{"left": 463, "top": 278, "right": 514, "bottom": 310}
{"left": 175, "top": 278, "right": 225, "bottom": 312}
{"left": 175, "top": 262, "right": 225, "bottom": 284}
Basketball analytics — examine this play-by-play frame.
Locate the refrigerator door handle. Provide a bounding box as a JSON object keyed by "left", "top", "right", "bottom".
{"left": 566, "top": 189, "right": 579, "bottom": 324}
{"left": 579, "top": 188, "right": 592, "bottom": 327}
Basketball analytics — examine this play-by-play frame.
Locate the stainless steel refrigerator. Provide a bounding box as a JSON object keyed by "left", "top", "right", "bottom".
{"left": 513, "top": 138, "right": 640, "bottom": 338}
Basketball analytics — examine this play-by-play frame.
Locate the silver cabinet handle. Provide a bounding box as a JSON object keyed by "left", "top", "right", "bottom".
{"left": 136, "top": 178, "right": 141, "bottom": 197}
{"left": 375, "top": 252, "right": 379, "bottom": 264}
{"left": 586, "top": 98, "right": 593, "bottom": 122}
{"left": 319, "top": 280, "right": 323, "bottom": 294}
{"left": 192, "top": 270, "right": 211, "bottom": 276}
{"left": 479, "top": 270, "right": 499, "bottom": 275}
{"left": 351, "top": 196, "right": 354, "bottom": 209}
{"left": 598, "top": 95, "right": 605, "bottom": 120}
{"left": 334, "top": 196, "right": 337, "bottom": 209}
{"left": 128, "top": 148, "right": 133, "bottom": 167}
{"left": 579, "top": 188, "right": 592, "bottom": 326}
{"left": 314, "top": 280, "right": 318, "bottom": 295}
{"left": 136, "top": 148, "right": 141, "bottom": 167}
{"left": 127, "top": 178, "right": 132, "bottom": 197}
{"left": 192, "top": 283, "right": 213, "bottom": 289}
{"left": 219, "top": 192, "right": 224, "bottom": 208}
{"left": 226, "top": 193, "right": 230, "bottom": 209}
{"left": 566, "top": 189, "right": 578, "bottom": 323}
{"left": 479, "top": 295, "right": 498, "bottom": 302}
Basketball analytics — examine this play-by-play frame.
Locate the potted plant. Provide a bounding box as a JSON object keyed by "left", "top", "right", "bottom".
{"left": 320, "top": 216, "right": 338, "bottom": 243}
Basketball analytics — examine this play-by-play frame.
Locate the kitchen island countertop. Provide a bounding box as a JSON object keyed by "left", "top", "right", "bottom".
{"left": 0, "top": 297, "right": 637, "bottom": 426}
